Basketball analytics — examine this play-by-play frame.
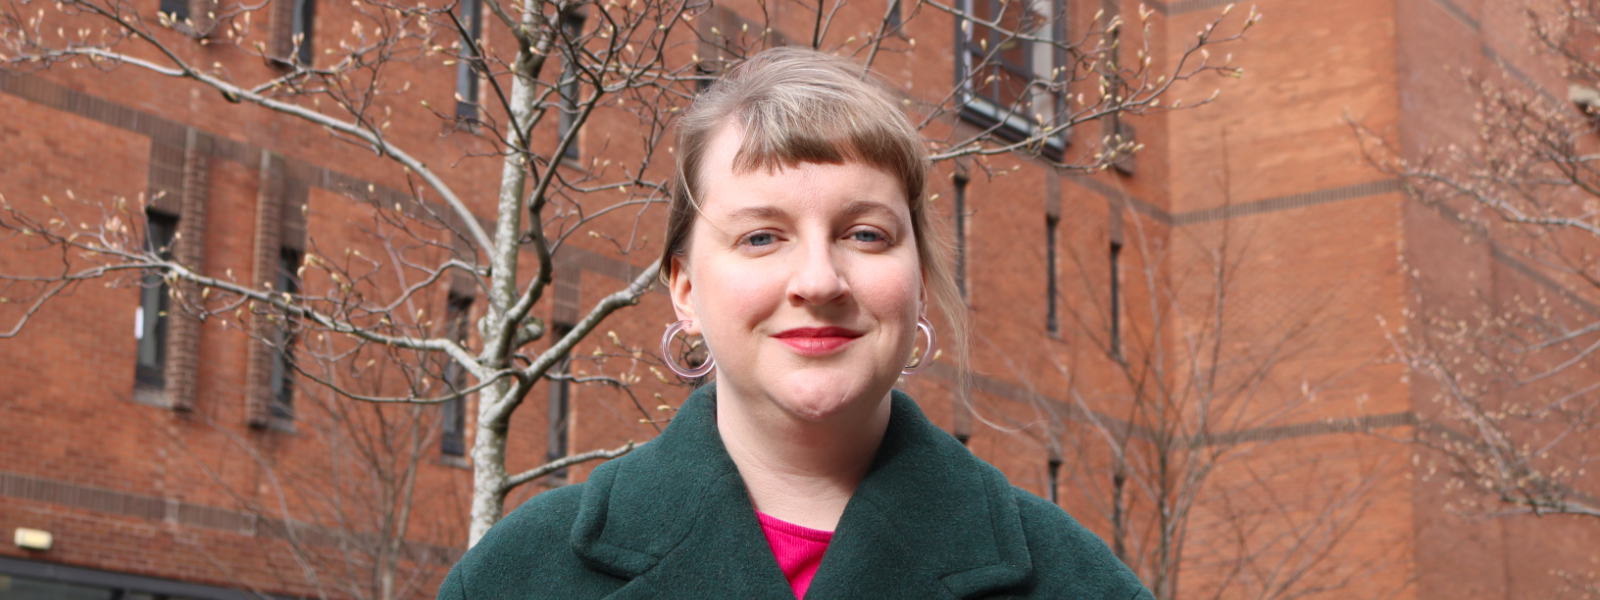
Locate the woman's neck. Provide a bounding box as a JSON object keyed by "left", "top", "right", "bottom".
{"left": 714, "top": 380, "right": 893, "bottom": 532}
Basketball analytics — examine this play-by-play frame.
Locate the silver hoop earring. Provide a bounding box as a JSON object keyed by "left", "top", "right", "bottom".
{"left": 661, "top": 320, "right": 716, "bottom": 378}
{"left": 902, "top": 318, "right": 937, "bottom": 375}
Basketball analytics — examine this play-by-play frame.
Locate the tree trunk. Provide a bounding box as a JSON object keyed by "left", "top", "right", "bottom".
{"left": 469, "top": 391, "right": 512, "bottom": 545}
{"left": 468, "top": 1, "right": 543, "bottom": 542}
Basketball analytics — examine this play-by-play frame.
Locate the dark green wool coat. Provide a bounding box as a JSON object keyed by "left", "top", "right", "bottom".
{"left": 438, "top": 385, "right": 1153, "bottom": 600}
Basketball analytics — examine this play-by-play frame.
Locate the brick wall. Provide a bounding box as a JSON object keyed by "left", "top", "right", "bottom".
{"left": 3, "top": 0, "right": 1598, "bottom": 598}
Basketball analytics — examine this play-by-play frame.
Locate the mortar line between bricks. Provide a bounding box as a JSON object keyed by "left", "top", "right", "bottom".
{"left": 0, "top": 470, "right": 463, "bottom": 561}
{"left": 0, "top": 71, "right": 654, "bottom": 286}
{"left": 920, "top": 361, "right": 1416, "bottom": 446}
{"left": 1069, "top": 176, "right": 1405, "bottom": 228}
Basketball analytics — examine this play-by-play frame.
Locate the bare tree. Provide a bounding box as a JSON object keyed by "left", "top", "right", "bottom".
{"left": 1356, "top": 0, "right": 1600, "bottom": 524}
{"left": 1340, "top": 1, "right": 1600, "bottom": 596}
{"left": 0, "top": 0, "right": 1258, "bottom": 550}
{"left": 157, "top": 380, "right": 465, "bottom": 600}
{"left": 981, "top": 209, "right": 1403, "bottom": 600}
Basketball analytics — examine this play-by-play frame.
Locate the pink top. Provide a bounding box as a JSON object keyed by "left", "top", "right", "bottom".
{"left": 755, "top": 511, "right": 834, "bottom": 599}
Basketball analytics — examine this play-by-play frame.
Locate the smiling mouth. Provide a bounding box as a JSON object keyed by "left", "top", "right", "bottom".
{"left": 772, "top": 327, "right": 864, "bottom": 356}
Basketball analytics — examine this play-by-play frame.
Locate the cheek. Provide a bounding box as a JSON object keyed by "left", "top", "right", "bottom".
{"left": 849, "top": 258, "right": 923, "bottom": 321}
{"left": 689, "top": 254, "right": 786, "bottom": 327}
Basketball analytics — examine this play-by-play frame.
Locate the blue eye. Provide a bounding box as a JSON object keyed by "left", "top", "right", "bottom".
{"left": 747, "top": 233, "right": 776, "bottom": 247}
{"left": 851, "top": 230, "right": 884, "bottom": 243}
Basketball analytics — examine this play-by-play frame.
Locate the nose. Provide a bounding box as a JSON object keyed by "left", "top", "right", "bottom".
{"left": 787, "top": 235, "right": 849, "bottom": 306}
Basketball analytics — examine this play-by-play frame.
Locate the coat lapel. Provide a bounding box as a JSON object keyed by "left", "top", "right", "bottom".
{"left": 805, "top": 392, "right": 1033, "bottom": 599}
{"left": 569, "top": 386, "right": 1032, "bottom": 600}
{"left": 570, "top": 385, "right": 793, "bottom": 600}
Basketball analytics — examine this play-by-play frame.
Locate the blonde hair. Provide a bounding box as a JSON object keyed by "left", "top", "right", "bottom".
{"left": 658, "top": 47, "right": 969, "bottom": 391}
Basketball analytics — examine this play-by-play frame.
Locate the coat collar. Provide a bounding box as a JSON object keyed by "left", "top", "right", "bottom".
{"left": 571, "top": 385, "right": 1033, "bottom": 599}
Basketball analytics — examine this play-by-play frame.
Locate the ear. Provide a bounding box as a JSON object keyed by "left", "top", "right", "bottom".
{"left": 668, "top": 255, "right": 701, "bottom": 335}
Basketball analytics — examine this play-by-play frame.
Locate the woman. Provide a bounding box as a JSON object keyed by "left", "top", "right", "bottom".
{"left": 438, "top": 47, "right": 1153, "bottom": 600}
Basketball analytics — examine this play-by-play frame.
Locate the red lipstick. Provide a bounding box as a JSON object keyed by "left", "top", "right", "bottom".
{"left": 772, "top": 326, "right": 863, "bottom": 356}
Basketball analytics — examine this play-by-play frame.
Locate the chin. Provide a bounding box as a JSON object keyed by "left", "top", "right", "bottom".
{"left": 767, "top": 369, "right": 892, "bottom": 422}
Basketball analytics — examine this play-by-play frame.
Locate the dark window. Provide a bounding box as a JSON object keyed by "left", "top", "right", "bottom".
{"left": 694, "top": 63, "right": 716, "bottom": 94}
{"left": 954, "top": 0, "right": 1065, "bottom": 150}
{"left": 548, "top": 324, "right": 573, "bottom": 475}
{"left": 159, "top": 0, "right": 189, "bottom": 23}
{"left": 1047, "top": 456, "right": 1062, "bottom": 504}
{"left": 0, "top": 556, "right": 260, "bottom": 600}
{"left": 954, "top": 176, "right": 969, "bottom": 300}
{"left": 0, "top": 574, "right": 113, "bottom": 600}
{"left": 440, "top": 294, "right": 473, "bottom": 457}
{"left": 291, "top": 0, "right": 315, "bottom": 66}
{"left": 454, "top": 0, "right": 483, "bottom": 121}
{"left": 1046, "top": 215, "right": 1058, "bottom": 333}
{"left": 1099, "top": 0, "right": 1134, "bottom": 175}
{"left": 558, "top": 14, "right": 586, "bottom": 160}
{"left": 1109, "top": 119, "right": 1136, "bottom": 175}
{"left": 1101, "top": 0, "right": 1120, "bottom": 67}
{"left": 1109, "top": 241, "right": 1122, "bottom": 360}
{"left": 135, "top": 211, "right": 178, "bottom": 388}
{"left": 887, "top": 0, "right": 902, "bottom": 31}
{"left": 269, "top": 247, "right": 302, "bottom": 419}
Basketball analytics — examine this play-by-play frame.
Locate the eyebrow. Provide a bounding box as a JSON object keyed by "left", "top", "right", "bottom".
{"left": 721, "top": 205, "right": 787, "bottom": 223}
{"left": 722, "top": 200, "right": 901, "bottom": 222}
{"left": 837, "top": 200, "right": 901, "bottom": 220}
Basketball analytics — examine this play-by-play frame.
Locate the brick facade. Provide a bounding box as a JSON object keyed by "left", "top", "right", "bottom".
{"left": 2, "top": 0, "right": 1596, "bottom": 598}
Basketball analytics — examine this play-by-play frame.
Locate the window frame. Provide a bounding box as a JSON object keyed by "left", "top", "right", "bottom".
{"left": 953, "top": 0, "right": 1068, "bottom": 156}
{"left": 557, "top": 13, "right": 587, "bottom": 161}
{"left": 135, "top": 211, "right": 179, "bottom": 388}
{"left": 1047, "top": 455, "right": 1063, "bottom": 504}
{"left": 1109, "top": 240, "right": 1123, "bottom": 360}
{"left": 0, "top": 555, "right": 277, "bottom": 600}
{"left": 454, "top": 0, "right": 484, "bottom": 121}
{"left": 290, "top": 0, "right": 316, "bottom": 66}
{"left": 1045, "top": 214, "right": 1059, "bottom": 334}
{"left": 268, "top": 247, "right": 302, "bottom": 420}
{"left": 953, "top": 175, "right": 970, "bottom": 301}
{"left": 158, "top": 0, "right": 190, "bottom": 24}
{"left": 440, "top": 294, "right": 473, "bottom": 457}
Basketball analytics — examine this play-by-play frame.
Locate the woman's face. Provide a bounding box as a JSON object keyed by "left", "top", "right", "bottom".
{"left": 670, "top": 124, "right": 924, "bottom": 422}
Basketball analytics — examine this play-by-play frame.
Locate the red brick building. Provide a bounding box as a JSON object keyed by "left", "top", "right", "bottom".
{"left": 1, "top": 0, "right": 1595, "bottom": 598}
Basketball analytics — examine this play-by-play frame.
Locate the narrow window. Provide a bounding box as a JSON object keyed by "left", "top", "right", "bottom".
{"left": 954, "top": 175, "right": 969, "bottom": 300}
{"left": 135, "top": 211, "right": 178, "bottom": 388}
{"left": 954, "top": 390, "right": 973, "bottom": 445}
{"left": 1101, "top": 0, "right": 1120, "bottom": 68}
{"left": 1046, "top": 215, "right": 1059, "bottom": 334}
{"left": 557, "top": 14, "right": 586, "bottom": 160}
{"left": 291, "top": 0, "right": 316, "bottom": 66}
{"left": 694, "top": 63, "right": 716, "bottom": 94}
{"left": 269, "top": 247, "right": 302, "bottom": 419}
{"left": 1109, "top": 120, "right": 1136, "bottom": 175}
{"left": 454, "top": 0, "right": 484, "bottom": 121}
{"left": 1109, "top": 241, "right": 1122, "bottom": 360}
{"left": 159, "top": 0, "right": 189, "bottom": 23}
{"left": 1047, "top": 456, "right": 1063, "bottom": 505}
{"left": 548, "top": 323, "right": 573, "bottom": 476}
{"left": 1100, "top": 0, "right": 1134, "bottom": 174}
{"left": 441, "top": 294, "right": 473, "bottom": 457}
{"left": 887, "top": 0, "right": 902, "bottom": 31}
